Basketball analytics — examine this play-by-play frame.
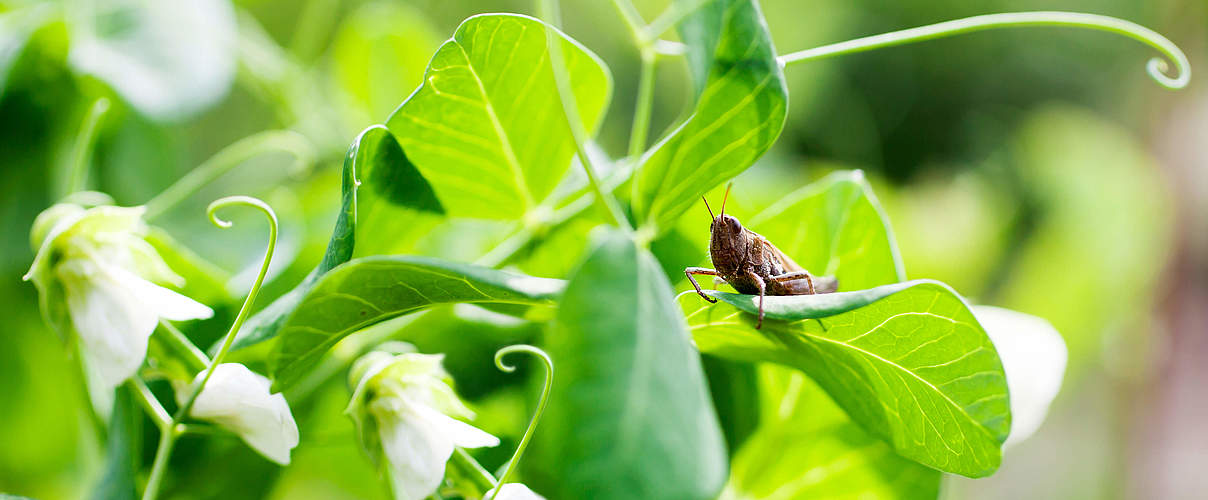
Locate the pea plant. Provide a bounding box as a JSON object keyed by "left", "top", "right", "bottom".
{"left": 20, "top": 0, "right": 1188, "bottom": 499}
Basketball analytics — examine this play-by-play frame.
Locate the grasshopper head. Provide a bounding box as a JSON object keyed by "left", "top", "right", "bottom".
{"left": 703, "top": 184, "right": 747, "bottom": 270}
{"left": 709, "top": 213, "right": 747, "bottom": 258}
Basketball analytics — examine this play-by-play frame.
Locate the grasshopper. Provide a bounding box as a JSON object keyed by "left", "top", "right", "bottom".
{"left": 685, "top": 185, "right": 838, "bottom": 329}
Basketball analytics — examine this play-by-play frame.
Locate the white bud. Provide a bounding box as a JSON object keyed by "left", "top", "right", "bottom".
{"left": 178, "top": 363, "right": 299, "bottom": 465}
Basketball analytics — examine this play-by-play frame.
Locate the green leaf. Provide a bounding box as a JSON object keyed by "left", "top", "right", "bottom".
{"left": 632, "top": 0, "right": 786, "bottom": 232}
{"left": 90, "top": 386, "right": 140, "bottom": 500}
{"left": 749, "top": 170, "right": 905, "bottom": 290}
{"left": 268, "top": 256, "right": 563, "bottom": 391}
{"left": 229, "top": 126, "right": 442, "bottom": 352}
{"left": 533, "top": 230, "right": 726, "bottom": 499}
{"left": 687, "top": 280, "right": 1010, "bottom": 477}
{"left": 329, "top": 1, "right": 441, "bottom": 129}
{"left": 726, "top": 367, "right": 940, "bottom": 500}
{"left": 0, "top": 5, "right": 56, "bottom": 100}
{"left": 701, "top": 355, "right": 761, "bottom": 457}
{"left": 385, "top": 13, "right": 612, "bottom": 219}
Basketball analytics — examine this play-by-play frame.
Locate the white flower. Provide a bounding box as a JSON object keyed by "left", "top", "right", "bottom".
{"left": 347, "top": 351, "right": 499, "bottom": 500}
{"left": 177, "top": 363, "right": 299, "bottom": 465}
{"left": 484, "top": 483, "right": 547, "bottom": 500}
{"left": 68, "top": 0, "right": 237, "bottom": 121}
{"left": 25, "top": 203, "right": 212, "bottom": 415}
{"left": 973, "top": 306, "right": 1067, "bottom": 448}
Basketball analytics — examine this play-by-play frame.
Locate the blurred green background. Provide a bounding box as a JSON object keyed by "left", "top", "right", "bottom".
{"left": 1, "top": 0, "right": 1204, "bottom": 498}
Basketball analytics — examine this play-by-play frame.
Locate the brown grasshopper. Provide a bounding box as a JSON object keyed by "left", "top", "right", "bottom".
{"left": 685, "top": 185, "right": 838, "bottom": 329}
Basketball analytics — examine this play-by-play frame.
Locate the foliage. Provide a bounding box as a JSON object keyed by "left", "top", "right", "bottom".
{"left": 3, "top": 0, "right": 1189, "bottom": 498}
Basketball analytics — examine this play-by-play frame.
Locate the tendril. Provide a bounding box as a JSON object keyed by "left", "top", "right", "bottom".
{"left": 143, "top": 196, "right": 278, "bottom": 500}
{"left": 489, "top": 344, "right": 554, "bottom": 499}
{"left": 777, "top": 11, "right": 1190, "bottom": 90}
{"left": 143, "top": 130, "right": 315, "bottom": 220}
{"left": 178, "top": 196, "right": 278, "bottom": 418}
{"left": 64, "top": 97, "right": 110, "bottom": 196}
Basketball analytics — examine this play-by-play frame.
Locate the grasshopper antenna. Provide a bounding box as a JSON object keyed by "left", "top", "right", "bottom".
{"left": 720, "top": 183, "right": 732, "bottom": 218}
{"left": 702, "top": 196, "right": 716, "bottom": 220}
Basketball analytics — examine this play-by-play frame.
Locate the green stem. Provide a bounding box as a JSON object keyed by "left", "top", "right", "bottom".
{"left": 609, "top": 0, "right": 645, "bottom": 40}
{"left": 126, "top": 378, "right": 171, "bottom": 428}
{"left": 540, "top": 0, "right": 633, "bottom": 231}
{"left": 64, "top": 97, "right": 110, "bottom": 196}
{"left": 628, "top": 48, "right": 657, "bottom": 163}
{"left": 488, "top": 345, "right": 554, "bottom": 500}
{"left": 475, "top": 159, "right": 635, "bottom": 268}
{"left": 141, "top": 424, "right": 181, "bottom": 500}
{"left": 449, "top": 448, "right": 498, "bottom": 493}
{"left": 642, "top": 0, "right": 709, "bottom": 42}
{"left": 777, "top": 11, "right": 1190, "bottom": 89}
{"left": 156, "top": 320, "right": 210, "bottom": 372}
{"left": 143, "top": 131, "right": 314, "bottom": 220}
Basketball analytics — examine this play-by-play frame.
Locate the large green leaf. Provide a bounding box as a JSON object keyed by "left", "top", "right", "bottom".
{"left": 687, "top": 280, "right": 1010, "bottom": 477}
{"left": 533, "top": 230, "right": 726, "bottom": 499}
{"left": 385, "top": 13, "right": 611, "bottom": 219}
{"left": 229, "top": 126, "right": 442, "bottom": 352}
{"left": 268, "top": 256, "right": 562, "bottom": 391}
{"left": 749, "top": 170, "right": 904, "bottom": 291}
{"left": 632, "top": 0, "right": 786, "bottom": 232}
{"left": 725, "top": 366, "right": 940, "bottom": 500}
{"left": 90, "top": 387, "right": 140, "bottom": 500}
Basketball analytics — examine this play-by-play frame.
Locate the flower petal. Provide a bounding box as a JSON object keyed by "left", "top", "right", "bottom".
{"left": 411, "top": 402, "right": 499, "bottom": 449}
{"left": 974, "top": 306, "right": 1067, "bottom": 448}
{"left": 59, "top": 258, "right": 159, "bottom": 392}
{"left": 376, "top": 405, "right": 455, "bottom": 500}
{"left": 102, "top": 261, "right": 213, "bottom": 321}
{"left": 485, "top": 483, "right": 547, "bottom": 500}
{"left": 181, "top": 363, "right": 299, "bottom": 465}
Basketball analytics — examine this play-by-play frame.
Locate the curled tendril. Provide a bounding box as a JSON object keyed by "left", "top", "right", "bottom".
{"left": 777, "top": 11, "right": 1190, "bottom": 90}
{"left": 176, "top": 196, "right": 278, "bottom": 419}
{"left": 489, "top": 344, "right": 554, "bottom": 500}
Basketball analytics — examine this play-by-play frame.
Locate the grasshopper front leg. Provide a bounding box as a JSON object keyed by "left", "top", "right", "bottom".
{"left": 685, "top": 267, "right": 720, "bottom": 303}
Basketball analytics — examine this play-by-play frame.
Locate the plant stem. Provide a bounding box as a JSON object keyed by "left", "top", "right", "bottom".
{"left": 540, "top": 0, "right": 633, "bottom": 232}
{"left": 127, "top": 378, "right": 171, "bottom": 428}
{"left": 628, "top": 48, "right": 657, "bottom": 164}
{"left": 609, "top": 0, "right": 645, "bottom": 39}
{"left": 142, "top": 424, "right": 181, "bottom": 500}
{"left": 157, "top": 320, "right": 210, "bottom": 372}
{"left": 642, "top": 0, "right": 709, "bottom": 42}
{"left": 449, "top": 448, "right": 498, "bottom": 493}
{"left": 143, "top": 131, "right": 314, "bottom": 220}
{"left": 63, "top": 97, "right": 110, "bottom": 196}
{"left": 777, "top": 11, "right": 1190, "bottom": 89}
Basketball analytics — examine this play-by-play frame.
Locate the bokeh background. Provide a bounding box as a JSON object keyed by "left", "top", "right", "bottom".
{"left": 1, "top": 0, "right": 1204, "bottom": 499}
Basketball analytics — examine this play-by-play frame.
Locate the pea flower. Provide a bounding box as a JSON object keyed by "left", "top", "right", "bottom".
{"left": 24, "top": 203, "right": 213, "bottom": 413}
{"left": 485, "top": 483, "right": 547, "bottom": 500}
{"left": 346, "top": 351, "right": 499, "bottom": 500}
{"left": 175, "top": 363, "right": 299, "bottom": 465}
